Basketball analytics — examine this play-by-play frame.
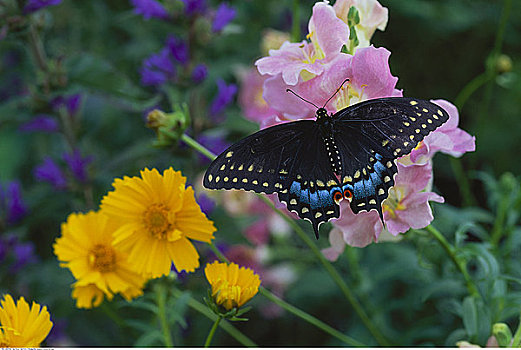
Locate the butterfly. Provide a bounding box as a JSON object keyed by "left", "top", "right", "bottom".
{"left": 203, "top": 89, "right": 449, "bottom": 239}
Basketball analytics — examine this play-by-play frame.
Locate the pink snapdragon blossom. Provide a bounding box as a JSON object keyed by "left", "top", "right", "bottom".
{"left": 403, "top": 99, "right": 476, "bottom": 165}
{"left": 255, "top": 2, "right": 349, "bottom": 85}
{"left": 333, "top": 0, "right": 388, "bottom": 49}
{"left": 262, "top": 45, "right": 401, "bottom": 125}
{"left": 323, "top": 162, "right": 443, "bottom": 257}
{"left": 238, "top": 68, "right": 279, "bottom": 127}
{"left": 382, "top": 162, "right": 444, "bottom": 235}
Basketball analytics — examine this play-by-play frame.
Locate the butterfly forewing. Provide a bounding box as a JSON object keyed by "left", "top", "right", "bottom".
{"left": 332, "top": 97, "right": 449, "bottom": 219}
{"left": 204, "top": 121, "right": 315, "bottom": 193}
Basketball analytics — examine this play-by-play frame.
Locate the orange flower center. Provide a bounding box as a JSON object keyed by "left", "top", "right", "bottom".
{"left": 143, "top": 203, "right": 182, "bottom": 241}
{"left": 88, "top": 244, "right": 116, "bottom": 273}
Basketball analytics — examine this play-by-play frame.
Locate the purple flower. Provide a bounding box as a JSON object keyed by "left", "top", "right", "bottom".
{"left": 34, "top": 157, "right": 67, "bottom": 189}
{"left": 212, "top": 3, "right": 236, "bottom": 32}
{"left": 180, "top": 0, "right": 206, "bottom": 16}
{"left": 197, "top": 193, "right": 216, "bottom": 215}
{"left": 130, "top": 0, "right": 170, "bottom": 20}
{"left": 23, "top": 0, "right": 62, "bottom": 14}
{"left": 191, "top": 64, "right": 208, "bottom": 83}
{"left": 63, "top": 150, "right": 93, "bottom": 183}
{"left": 19, "top": 115, "right": 59, "bottom": 133}
{"left": 140, "top": 47, "right": 176, "bottom": 86}
{"left": 166, "top": 35, "right": 189, "bottom": 64}
{"left": 210, "top": 79, "right": 237, "bottom": 115}
{"left": 195, "top": 133, "right": 230, "bottom": 164}
{"left": 10, "top": 242, "right": 37, "bottom": 273}
{"left": 5, "top": 181, "right": 28, "bottom": 224}
{"left": 51, "top": 94, "right": 82, "bottom": 116}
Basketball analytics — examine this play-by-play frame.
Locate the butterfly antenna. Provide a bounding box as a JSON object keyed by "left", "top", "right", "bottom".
{"left": 322, "top": 78, "right": 350, "bottom": 108}
{"left": 286, "top": 89, "right": 320, "bottom": 109}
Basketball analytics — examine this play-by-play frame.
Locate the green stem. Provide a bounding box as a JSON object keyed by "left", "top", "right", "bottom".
{"left": 210, "top": 242, "right": 365, "bottom": 346}
{"left": 155, "top": 283, "right": 174, "bottom": 347}
{"left": 449, "top": 157, "right": 476, "bottom": 207}
{"left": 259, "top": 287, "right": 365, "bottom": 346}
{"left": 171, "top": 288, "right": 257, "bottom": 347}
{"left": 424, "top": 225, "right": 480, "bottom": 298}
{"left": 490, "top": 196, "right": 509, "bottom": 246}
{"left": 204, "top": 316, "right": 222, "bottom": 347}
{"left": 453, "top": 72, "right": 492, "bottom": 111}
{"left": 182, "top": 134, "right": 217, "bottom": 161}
{"left": 291, "top": 0, "right": 301, "bottom": 42}
{"left": 100, "top": 302, "right": 126, "bottom": 328}
{"left": 27, "top": 23, "right": 48, "bottom": 73}
{"left": 511, "top": 313, "right": 521, "bottom": 347}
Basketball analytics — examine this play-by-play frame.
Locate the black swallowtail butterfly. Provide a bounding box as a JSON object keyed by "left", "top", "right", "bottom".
{"left": 203, "top": 92, "right": 449, "bottom": 239}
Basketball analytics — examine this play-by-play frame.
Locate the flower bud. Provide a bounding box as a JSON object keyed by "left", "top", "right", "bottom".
{"left": 492, "top": 322, "right": 512, "bottom": 347}
{"left": 146, "top": 105, "right": 189, "bottom": 147}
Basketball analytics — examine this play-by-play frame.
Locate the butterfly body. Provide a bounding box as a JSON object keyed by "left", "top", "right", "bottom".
{"left": 203, "top": 97, "right": 449, "bottom": 239}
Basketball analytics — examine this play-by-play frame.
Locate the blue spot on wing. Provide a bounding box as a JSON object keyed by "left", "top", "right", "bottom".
{"left": 290, "top": 181, "right": 337, "bottom": 209}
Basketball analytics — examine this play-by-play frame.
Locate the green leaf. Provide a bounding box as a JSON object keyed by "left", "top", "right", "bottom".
{"left": 134, "top": 329, "right": 163, "bottom": 347}
{"left": 462, "top": 296, "right": 478, "bottom": 341}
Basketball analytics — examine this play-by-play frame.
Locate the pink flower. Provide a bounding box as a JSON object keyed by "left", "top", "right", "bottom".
{"left": 261, "top": 45, "right": 400, "bottom": 125}
{"left": 238, "top": 68, "right": 279, "bottom": 127}
{"left": 382, "top": 162, "right": 444, "bottom": 235}
{"left": 405, "top": 99, "right": 476, "bottom": 165}
{"left": 255, "top": 2, "right": 348, "bottom": 85}
{"left": 323, "top": 162, "right": 443, "bottom": 257}
{"left": 333, "top": 0, "right": 388, "bottom": 49}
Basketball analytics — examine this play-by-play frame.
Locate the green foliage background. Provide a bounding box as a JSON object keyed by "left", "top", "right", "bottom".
{"left": 1, "top": 0, "right": 521, "bottom": 346}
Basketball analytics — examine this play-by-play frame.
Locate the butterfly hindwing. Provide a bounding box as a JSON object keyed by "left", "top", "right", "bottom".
{"left": 332, "top": 97, "right": 449, "bottom": 219}
{"left": 277, "top": 133, "right": 342, "bottom": 238}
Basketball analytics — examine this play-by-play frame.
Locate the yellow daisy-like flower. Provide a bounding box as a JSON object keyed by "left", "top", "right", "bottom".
{"left": 100, "top": 168, "right": 216, "bottom": 278}
{"left": 205, "top": 261, "right": 261, "bottom": 310}
{"left": 53, "top": 211, "right": 147, "bottom": 305}
{"left": 0, "top": 294, "right": 53, "bottom": 347}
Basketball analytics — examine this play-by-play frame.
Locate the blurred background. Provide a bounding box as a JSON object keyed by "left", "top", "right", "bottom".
{"left": 1, "top": 0, "right": 520, "bottom": 346}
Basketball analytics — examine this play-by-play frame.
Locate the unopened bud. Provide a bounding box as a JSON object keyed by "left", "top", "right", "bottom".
{"left": 492, "top": 322, "right": 512, "bottom": 347}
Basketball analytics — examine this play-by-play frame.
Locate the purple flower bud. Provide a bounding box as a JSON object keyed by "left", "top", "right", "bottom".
{"left": 167, "top": 35, "right": 189, "bottom": 65}
{"left": 210, "top": 79, "right": 237, "bottom": 115}
{"left": 191, "top": 64, "right": 208, "bottom": 83}
{"left": 212, "top": 3, "right": 236, "bottom": 32}
{"left": 34, "top": 157, "right": 67, "bottom": 190}
{"left": 130, "top": 0, "right": 170, "bottom": 20}
{"left": 51, "top": 94, "right": 82, "bottom": 116}
{"left": 23, "top": 0, "right": 62, "bottom": 14}
{"left": 19, "top": 115, "right": 59, "bottom": 133}
{"left": 63, "top": 150, "right": 93, "bottom": 183}
{"left": 180, "top": 0, "right": 206, "bottom": 16}
{"left": 140, "top": 47, "right": 176, "bottom": 87}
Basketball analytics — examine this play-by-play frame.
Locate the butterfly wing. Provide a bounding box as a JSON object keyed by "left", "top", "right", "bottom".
{"left": 203, "top": 120, "right": 342, "bottom": 239}
{"left": 332, "top": 97, "right": 449, "bottom": 219}
{"left": 203, "top": 120, "right": 315, "bottom": 194}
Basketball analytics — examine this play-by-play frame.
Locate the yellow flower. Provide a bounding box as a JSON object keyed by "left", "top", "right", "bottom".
{"left": 54, "top": 211, "right": 147, "bottom": 306}
{"left": 0, "top": 294, "right": 53, "bottom": 347}
{"left": 100, "top": 168, "right": 216, "bottom": 278}
{"left": 205, "top": 261, "right": 261, "bottom": 311}
{"left": 72, "top": 283, "right": 109, "bottom": 309}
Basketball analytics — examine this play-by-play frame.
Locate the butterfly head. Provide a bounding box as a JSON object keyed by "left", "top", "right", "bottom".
{"left": 316, "top": 108, "right": 329, "bottom": 120}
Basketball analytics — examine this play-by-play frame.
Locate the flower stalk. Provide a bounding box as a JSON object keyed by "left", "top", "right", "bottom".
{"left": 424, "top": 225, "right": 480, "bottom": 298}
{"left": 155, "top": 282, "right": 174, "bottom": 347}
{"left": 204, "top": 315, "right": 222, "bottom": 347}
